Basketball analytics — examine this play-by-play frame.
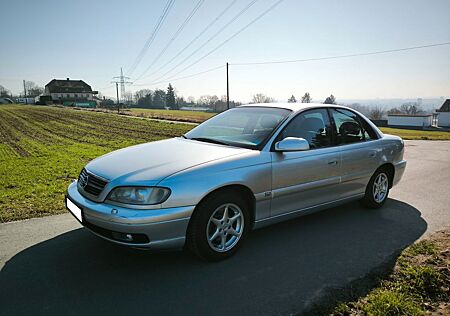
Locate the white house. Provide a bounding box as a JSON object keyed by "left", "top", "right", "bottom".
{"left": 44, "top": 78, "right": 97, "bottom": 103}
{"left": 387, "top": 114, "right": 435, "bottom": 128}
{"left": 436, "top": 99, "right": 450, "bottom": 127}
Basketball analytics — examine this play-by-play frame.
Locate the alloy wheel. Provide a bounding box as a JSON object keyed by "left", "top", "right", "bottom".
{"left": 373, "top": 172, "right": 389, "bottom": 203}
{"left": 206, "top": 203, "right": 244, "bottom": 252}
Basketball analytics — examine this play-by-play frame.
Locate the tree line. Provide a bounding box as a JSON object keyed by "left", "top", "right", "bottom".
{"left": 251, "top": 92, "right": 335, "bottom": 104}
{"left": 0, "top": 82, "right": 44, "bottom": 98}
{"left": 126, "top": 83, "right": 240, "bottom": 112}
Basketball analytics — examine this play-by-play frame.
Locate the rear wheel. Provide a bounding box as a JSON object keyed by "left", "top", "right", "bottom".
{"left": 186, "top": 192, "right": 249, "bottom": 261}
{"left": 361, "top": 168, "right": 391, "bottom": 208}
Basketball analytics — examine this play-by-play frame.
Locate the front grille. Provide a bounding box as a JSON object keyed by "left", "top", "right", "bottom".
{"left": 79, "top": 169, "right": 108, "bottom": 196}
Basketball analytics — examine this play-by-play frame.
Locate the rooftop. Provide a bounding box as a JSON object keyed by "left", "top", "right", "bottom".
{"left": 387, "top": 113, "right": 432, "bottom": 117}
{"left": 45, "top": 78, "right": 92, "bottom": 93}
{"left": 240, "top": 102, "right": 349, "bottom": 112}
{"left": 437, "top": 99, "right": 450, "bottom": 112}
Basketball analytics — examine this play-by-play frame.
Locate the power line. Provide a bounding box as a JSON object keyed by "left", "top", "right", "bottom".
{"left": 134, "top": 0, "right": 205, "bottom": 81}
{"left": 155, "top": 0, "right": 285, "bottom": 83}
{"left": 230, "top": 42, "right": 450, "bottom": 65}
{"left": 133, "top": 64, "right": 224, "bottom": 87}
{"left": 147, "top": 0, "right": 239, "bottom": 80}
{"left": 142, "top": 0, "right": 260, "bottom": 83}
{"left": 127, "top": 0, "right": 175, "bottom": 75}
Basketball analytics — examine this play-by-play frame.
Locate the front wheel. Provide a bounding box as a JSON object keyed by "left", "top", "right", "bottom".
{"left": 186, "top": 192, "right": 249, "bottom": 261}
{"left": 361, "top": 168, "right": 391, "bottom": 208}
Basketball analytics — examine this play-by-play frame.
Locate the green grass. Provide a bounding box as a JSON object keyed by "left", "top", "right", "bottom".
{"left": 0, "top": 105, "right": 193, "bottom": 222}
{"left": 381, "top": 127, "right": 450, "bottom": 140}
{"left": 332, "top": 238, "right": 450, "bottom": 316}
{"left": 129, "top": 108, "right": 215, "bottom": 123}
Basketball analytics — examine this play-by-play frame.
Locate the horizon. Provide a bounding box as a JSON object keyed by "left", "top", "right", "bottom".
{"left": 1, "top": 0, "right": 449, "bottom": 102}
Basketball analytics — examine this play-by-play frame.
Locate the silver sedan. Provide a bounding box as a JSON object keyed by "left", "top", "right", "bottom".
{"left": 66, "top": 103, "right": 406, "bottom": 261}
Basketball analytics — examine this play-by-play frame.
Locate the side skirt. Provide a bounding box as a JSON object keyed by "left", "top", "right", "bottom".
{"left": 253, "top": 194, "right": 364, "bottom": 229}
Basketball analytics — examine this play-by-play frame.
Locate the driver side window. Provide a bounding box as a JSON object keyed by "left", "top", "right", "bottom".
{"left": 330, "top": 109, "right": 365, "bottom": 145}
{"left": 279, "top": 109, "right": 333, "bottom": 149}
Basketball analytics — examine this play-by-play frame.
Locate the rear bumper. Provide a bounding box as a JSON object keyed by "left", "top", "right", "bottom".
{"left": 66, "top": 181, "right": 195, "bottom": 250}
{"left": 392, "top": 160, "right": 407, "bottom": 187}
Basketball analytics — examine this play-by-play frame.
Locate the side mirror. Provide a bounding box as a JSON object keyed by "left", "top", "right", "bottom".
{"left": 275, "top": 137, "right": 310, "bottom": 152}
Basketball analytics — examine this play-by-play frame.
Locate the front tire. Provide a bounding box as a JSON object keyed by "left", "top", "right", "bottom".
{"left": 361, "top": 168, "right": 391, "bottom": 208}
{"left": 186, "top": 191, "right": 249, "bottom": 261}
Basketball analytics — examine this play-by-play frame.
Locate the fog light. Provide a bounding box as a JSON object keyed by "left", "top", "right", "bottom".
{"left": 111, "top": 232, "right": 134, "bottom": 242}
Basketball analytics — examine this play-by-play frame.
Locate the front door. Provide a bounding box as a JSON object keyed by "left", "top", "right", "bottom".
{"left": 270, "top": 108, "right": 341, "bottom": 217}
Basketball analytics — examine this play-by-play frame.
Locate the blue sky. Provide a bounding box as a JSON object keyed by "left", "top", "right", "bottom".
{"left": 0, "top": 0, "right": 449, "bottom": 102}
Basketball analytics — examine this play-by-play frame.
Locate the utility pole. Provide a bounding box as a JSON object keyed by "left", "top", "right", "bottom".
{"left": 23, "top": 80, "right": 27, "bottom": 104}
{"left": 115, "top": 82, "right": 119, "bottom": 114}
{"left": 111, "top": 67, "right": 132, "bottom": 114}
{"left": 226, "top": 62, "right": 229, "bottom": 109}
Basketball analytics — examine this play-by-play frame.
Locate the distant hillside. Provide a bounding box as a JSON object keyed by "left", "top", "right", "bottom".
{"left": 339, "top": 97, "right": 446, "bottom": 112}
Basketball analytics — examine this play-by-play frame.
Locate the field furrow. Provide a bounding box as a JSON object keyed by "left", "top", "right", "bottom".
{"left": 0, "top": 105, "right": 193, "bottom": 222}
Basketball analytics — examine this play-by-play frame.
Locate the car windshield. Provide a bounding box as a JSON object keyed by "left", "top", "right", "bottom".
{"left": 184, "top": 107, "right": 291, "bottom": 149}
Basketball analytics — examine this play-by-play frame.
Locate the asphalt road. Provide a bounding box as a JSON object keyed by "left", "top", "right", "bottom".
{"left": 1, "top": 140, "right": 449, "bottom": 315}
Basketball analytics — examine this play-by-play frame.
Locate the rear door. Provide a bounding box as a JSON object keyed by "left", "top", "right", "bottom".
{"left": 329, "top": 108, "right": 380, "bottom": 198}
{"left": 270, "top": 108, "right": 341, "bottom": 217}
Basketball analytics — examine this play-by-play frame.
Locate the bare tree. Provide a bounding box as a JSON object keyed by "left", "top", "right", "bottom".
{"left": 387, "top": 107, "right": 402, "bottom": 115}
{"left": 368, "top": 106, "right": 385, "bottom": 120}
{"left": 123, "top": 92, "right": 133, "bottom": 105}
{"left": 400, "top": 102, "right": 422, "bottom": 114}
{"left": 134, "top": 89, "right": 152, "bottom": 103}
{"left": 187, "top": 96, "right": 195, "bottom": 104}
{"left": 301, "top": 92, "right": 312, "bottom": 103}
{"left": 24, "top": 81, "right": 44, "bottom": 97}
{"left": 197, "top": 95, "right": 219, "bottom": 108}
{"left": 288, "top": 95, "right": 297, "bottom": 103}
{"left": 252, "top": 93, "right": 274, "bottom": 103}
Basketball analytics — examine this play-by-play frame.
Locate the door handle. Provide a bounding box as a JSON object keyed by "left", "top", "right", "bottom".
{"left": 368, "top": 152, "right": 376, "bottom": 158}
{"left": 328, "top": 159, "right": 338, "bottom": 166}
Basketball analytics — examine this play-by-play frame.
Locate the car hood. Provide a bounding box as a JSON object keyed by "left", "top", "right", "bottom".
{"left": 85, "top": 138, "right": 251, "bottom": 184}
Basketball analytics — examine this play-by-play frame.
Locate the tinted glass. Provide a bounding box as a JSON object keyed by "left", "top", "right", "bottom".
{"left": 279, "top": 108, "right": 333, "bottom": 149}
{"left": 185, "top": 107, "right": 291, "bottom": 149}
{"left": 330, "top": 108, "right": 366, "bottom": 144}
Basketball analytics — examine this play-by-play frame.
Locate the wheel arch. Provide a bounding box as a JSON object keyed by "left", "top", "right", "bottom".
{"left": 377, "top": 163, "right": 395, "bottom": 188}
{"left": 189, "top": 184, "right": 256, "bottom": 229}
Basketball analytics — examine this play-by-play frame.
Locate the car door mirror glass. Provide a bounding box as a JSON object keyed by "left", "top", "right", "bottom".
{"left": 275, "top": 137, "right": 310, "bottom": 152}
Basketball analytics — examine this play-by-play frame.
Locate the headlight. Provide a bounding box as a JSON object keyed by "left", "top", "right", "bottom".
{"left": 107, "top": 187, "right": 171, "bottom": 205}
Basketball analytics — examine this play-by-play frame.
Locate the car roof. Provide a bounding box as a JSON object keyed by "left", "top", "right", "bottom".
{"left": 239, "top": 102, "right": 350, "bottom": 113}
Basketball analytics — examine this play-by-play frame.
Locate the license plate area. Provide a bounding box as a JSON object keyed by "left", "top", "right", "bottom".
{"left": 66, "top": 197, "right": 82, "bottom": 223}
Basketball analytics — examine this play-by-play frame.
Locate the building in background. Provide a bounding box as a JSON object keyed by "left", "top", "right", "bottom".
{"left": 44, "top": 78, "right": 97, "bottom": 107}
{"left": 436, "top": 99, "right": 450, "bottom": 127}
{"left": 387, "top": 113, "right": 438, "bottom": 129}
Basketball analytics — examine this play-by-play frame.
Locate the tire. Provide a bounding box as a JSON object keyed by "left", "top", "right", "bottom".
{"left": 186, "top": 190, "right": 250, "bottom": 261}
{"left": 361, "top": 168, "right": 391, "bottom": 209}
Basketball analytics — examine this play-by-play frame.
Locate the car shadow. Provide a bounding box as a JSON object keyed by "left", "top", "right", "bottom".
{"left": 0, "top": 199, "right": 426, "bottom": 315}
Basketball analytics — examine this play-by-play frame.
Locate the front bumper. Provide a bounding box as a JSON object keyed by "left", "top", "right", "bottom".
{"left": 66, "top": 181, "right": 195, "bottom": 250}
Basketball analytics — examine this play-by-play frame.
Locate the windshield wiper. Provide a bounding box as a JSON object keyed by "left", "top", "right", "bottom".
{"left": 188, "top": 137, "right": 229, "bottom": 146}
